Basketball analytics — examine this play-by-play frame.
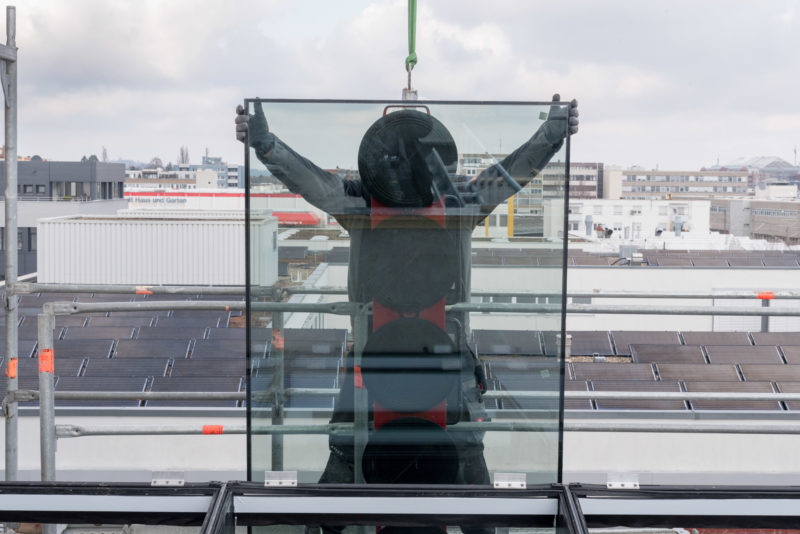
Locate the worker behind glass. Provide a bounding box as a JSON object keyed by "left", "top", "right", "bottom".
{"left": 236, "top": 98, "right": 578, "bottom": 522}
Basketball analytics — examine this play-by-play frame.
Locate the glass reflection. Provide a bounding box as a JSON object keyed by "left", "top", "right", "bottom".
{"left": 246, "top": 100, "right": 571, "bottom": 487}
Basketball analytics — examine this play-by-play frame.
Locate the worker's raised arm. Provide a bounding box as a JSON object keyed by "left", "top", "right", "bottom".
{"left": 235, "top": 102, "right": 368, "bottom": 215}
{"left": 472, "top": 95, "right": 578, "bottom": 211}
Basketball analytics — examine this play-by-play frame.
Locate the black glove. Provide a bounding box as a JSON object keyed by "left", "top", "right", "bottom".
{"left": 235, "top": 101, "right": 274, "bottom": 156}
{"left": 541, "top": 93, "right": 579, "bottom": 145}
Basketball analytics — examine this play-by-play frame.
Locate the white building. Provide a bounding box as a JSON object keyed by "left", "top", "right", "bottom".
{"left": 543, "top": 198, "right": 711, "bottom": 240}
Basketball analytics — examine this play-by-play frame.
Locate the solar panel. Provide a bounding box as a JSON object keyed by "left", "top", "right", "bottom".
{"left": 565, "top": 380, "right": 592, "bottom": 410}
{"left": 684, "top": 381, "right": 780, "bottom": 411}
{"left": 19, "top": 295, "right": 73, "bottom": 307}
{"left": 246, "top": 375, "right": 274, "bottom": 407}
{"left": 0, "top": 340, "right": 36, "bottom": 359}
{"left": 780, "top": 346, "right": 800, "bottom": 365}
{"left": 147, "top": 376, "right": 242, "bottom": 407}
{"left": 82, "top": 358, "right": 169, "bottom": 377}
{"left": 501, "top": 256, "right": 538, "bottom": 266}
{"left": 751, "top": 332, "right": 800, "bottom": 346}
{"left": 568, "top": 331, "right": 614, "bottom": 357}
{"left": 89, "top": 316, "right": 156, "bottom": 328}
{"left": 705, "top": 345, "right": 783, "bottom": 364}
{"left": 681, "top": 331, "right": 752, "bottom": 346}
{"left": 191, "top": 339, "right": 246, "bottom": 359}
{"left": 154, "top": 316, "right": 224, "bottom": 328}
{"left": 137, "top": 327, "right": 208, "bottom": 340}
{"left": 115, "top": 339, "right": 191, "bottom": 359}
{"left": 655, "top": 257, "right": 693, "bottom": 267}
{"left": 590, "top": 379, "right": 686, "bottom": 410}
{"left": 206, "top": 328, "right": 246, "bottom": 342}
{"left": 776, "top": 382, "right": 800, "bottom": 410}
{"left": 17, "top": 357, "right": 84, "bottom": 377}
{"left": 630, "top": 344, "right": 706, "bottom": 364}
{"left": 491, "top": 369, "right": 560, "bottom": 411}
{"left": 739, "top": 364, "right": 800, "bottom": 382}
{"left": 53, "top": 339, "right": 114, "bottom": 359}
{"left": 285, "top": 371, "right": 337, "bottom": 409}
{"left": 571, "top": 256, "right": 613, "bottom": 266}
{"left": 571, "top": 362, "right": 655, "bottom": 381}
{"left": 75, "top": 295, "right": 135, "bottom": 303}
{"left": 170, "top": 358, "right": 246, "bottom": 377}
{"left": 54, "top": 316, "right": 89, "bottom": 328}
{"left": 691, "top": 256, "right": 729, "bottom": 267}
{"left": 0, "top": 323, "right": 51, "bottom": 341}
{"left": 656, "top": 363, "right": 740, "bottom": 382}
{"left": 762, "top": 256, "right": 799, "bottom": 267}
{"left": 611, "top": 331, "right": 681, "bottom": 356}
{"left": 540, "top": 331, "right": 563, "bottom": 357}
{"left": 54, "top": 376, "right": 146, "bottom": 407}
{"left": 280, "top": 329, "right": 347, "bottom": 357}
{"left": 473, "top": 330, "right": 543, "bottom": 356}
{"left": 63, "top": 326, "right": 135, "bottom": 340}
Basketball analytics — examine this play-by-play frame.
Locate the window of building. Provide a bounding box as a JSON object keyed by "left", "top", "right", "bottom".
{"left": 17, "top": 229, "right": 23, "bottom": 250}
{"left": 29, "top": 228, "right": 36, "bottom": 251}
{"left": 593, "top": 205, "right": 603, "bottom": 215}
{"left": 613, "top": 205, "right": 623, "bottom": 215}
{"left": 36, "top": 185, "right": 46, "bottom": 194}
{"left": 23, "top": 185, "right": 33, "bottom": 194}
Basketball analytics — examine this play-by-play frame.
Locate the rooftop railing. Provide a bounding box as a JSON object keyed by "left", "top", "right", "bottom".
{"left": 4, "top": 281, "right": 800, "bottom": 484}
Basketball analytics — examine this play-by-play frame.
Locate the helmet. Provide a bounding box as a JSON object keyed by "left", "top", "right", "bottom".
{"left": 357, "top": 109, "right": 457, "bottom": 208}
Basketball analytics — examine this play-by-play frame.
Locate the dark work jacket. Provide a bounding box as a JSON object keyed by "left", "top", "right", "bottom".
{"left": 254, "top": 124, "right": 562, "bottom": 336}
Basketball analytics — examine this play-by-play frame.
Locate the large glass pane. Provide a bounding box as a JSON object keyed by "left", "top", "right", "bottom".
{"left": 246, "top": 99, "right": 570, "bottom": 487}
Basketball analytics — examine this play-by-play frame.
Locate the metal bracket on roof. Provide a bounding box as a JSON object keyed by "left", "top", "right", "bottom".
{"left": 151, "top": 470, "right": 185, "bottom": 486}
{"left": 606, "top": 472, "right": 639, "bottom": 489}
{"left": 493, "top": 472, "right": 526, "bottom": 489}
{"left": 264, "top": 470, "right": 298, "bottom": 487}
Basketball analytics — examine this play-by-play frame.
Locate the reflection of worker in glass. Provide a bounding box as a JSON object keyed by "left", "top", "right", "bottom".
{"left": 236, "top": 98, "right": 577, "bottom": 494}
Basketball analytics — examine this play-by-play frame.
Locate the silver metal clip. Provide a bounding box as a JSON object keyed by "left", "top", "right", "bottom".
{"left": 493, "top": 472, "right": 526, "bottom": 489}
{"left": 264, "top": 470, "right": 298, "bottom": 487}
{"left": 151, "top": 470, "right": 185, "bottom": 486}
{"left": 606, "top": 472, "right": 640, "bottom": 489}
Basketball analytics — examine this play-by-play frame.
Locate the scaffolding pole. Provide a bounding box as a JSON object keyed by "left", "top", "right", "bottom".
{"left": 3, "top": 5, "right": 18, "bottom": 482}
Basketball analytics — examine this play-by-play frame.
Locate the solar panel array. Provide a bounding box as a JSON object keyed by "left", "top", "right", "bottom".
{"left": 5, "top": 290, "right": 800, "bottom": 413}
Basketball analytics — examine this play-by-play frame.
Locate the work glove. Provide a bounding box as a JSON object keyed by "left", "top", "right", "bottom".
{"left": 235, "top": 102, "right": 274, "bottom": 156}
{"left": 541, "top": 93, "right": 579, "bottom": 145}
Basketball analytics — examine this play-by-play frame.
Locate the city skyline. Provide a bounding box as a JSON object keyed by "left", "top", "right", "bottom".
{"left": 6, "top": 0, "right": 800, "bottom": 171}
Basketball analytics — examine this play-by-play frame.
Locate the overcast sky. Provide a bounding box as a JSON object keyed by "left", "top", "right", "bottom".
{"left": 8, "top": 0, "right": 800, "bottom": 170}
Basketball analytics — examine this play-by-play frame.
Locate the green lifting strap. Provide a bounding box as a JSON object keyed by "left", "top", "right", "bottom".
{"left": 405, "top": 0, "right": 417, "bottom": 72}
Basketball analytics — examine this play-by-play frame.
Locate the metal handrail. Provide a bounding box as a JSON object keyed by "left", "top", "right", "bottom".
{"left": 14, "top": 290, "right": 800, "bottom": 485}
